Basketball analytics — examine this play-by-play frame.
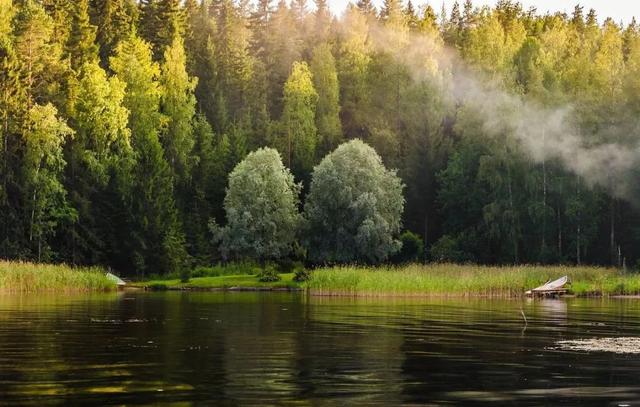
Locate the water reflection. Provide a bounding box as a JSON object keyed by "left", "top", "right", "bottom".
{"left": 1, "top": 293, "right": 640, "bottom": 405}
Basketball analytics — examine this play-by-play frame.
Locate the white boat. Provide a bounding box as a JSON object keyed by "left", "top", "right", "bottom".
{"left": 525, "top": 275, "right": 568, "bottom": 296}
{"left": 106, "top": 272, "right": 126, "bottom": 286}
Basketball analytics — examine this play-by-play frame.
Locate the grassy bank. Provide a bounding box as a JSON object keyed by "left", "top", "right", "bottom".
{"left": 304, "top": 264, "right": 640, "bottom": 297}
{"left": 135, "top": 263, "right": 640, "bottom": 297}
{"left": 0, "top": 261, "right": 115, "bottom": 292}
{"left": 139, "top": 273, "right": 300, "bottom": 290}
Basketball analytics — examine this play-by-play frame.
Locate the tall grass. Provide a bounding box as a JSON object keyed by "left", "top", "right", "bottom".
{"left": 0, "top": 261, "right": 115, "bottom": 292}
{"left": 305, "top": 264, "right": 640, "bottom": 297}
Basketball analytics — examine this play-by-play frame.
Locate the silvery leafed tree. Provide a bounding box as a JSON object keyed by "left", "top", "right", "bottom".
{"left": 216, "top": 148, "right": 301, "bottom": 267}
{"left": 303, "top": 140, "right": 405, "bottom": 264}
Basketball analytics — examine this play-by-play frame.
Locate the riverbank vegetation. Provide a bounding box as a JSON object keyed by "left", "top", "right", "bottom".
{"left": 137, "top": 263, "right": 640, "bottom": 297}
{"left": 305, "top": 264, "right": 640, "bottom": 297}
{"left": 3, "top": 1, "right": 640, "bottom": 278}
{"left": 0, "top": 261, "right": 114, "bottom": 292}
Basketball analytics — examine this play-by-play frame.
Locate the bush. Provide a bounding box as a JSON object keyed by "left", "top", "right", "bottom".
{"left": 430, "top": 235, "right": 469, "bottom": 263}
{"left": 258, "top": 265, "right": 281, "bottom": 282}
{"left": 392, "top": 231, "right": 424, "bottom": 263}
{"left": 293, "top": 267, "right": 312, "bottom": 282}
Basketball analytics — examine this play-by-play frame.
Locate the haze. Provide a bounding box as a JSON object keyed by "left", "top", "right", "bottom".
{"left": 328, "top": 0, "right": 639, "bottom": 24}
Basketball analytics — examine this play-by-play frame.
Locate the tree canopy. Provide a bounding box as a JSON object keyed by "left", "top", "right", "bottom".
{"left": 303, "top": 139, "right": 404, "bottom": 264}
{"left": 218, "top": 148, "right": 301, "bottom": 263}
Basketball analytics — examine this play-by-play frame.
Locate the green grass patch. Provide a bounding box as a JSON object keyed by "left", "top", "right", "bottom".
{"left": 0, "top": 260, "right": 115, "bottom": 292}
{"left": 140, "top": 273, "right": 300, "bottom": 290}
{"left": 304, "top": 264, "right": 640, "bottom": 297}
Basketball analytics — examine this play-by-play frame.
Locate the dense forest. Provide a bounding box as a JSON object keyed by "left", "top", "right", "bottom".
{"left": 1, "top": 0, "right": 640, "bottom": 276}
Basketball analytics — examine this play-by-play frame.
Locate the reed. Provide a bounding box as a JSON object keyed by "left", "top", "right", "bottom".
{"left": 305, "top": 264, "right": 639, "bottom": 297}
{"left": 0, "top": 260, "right": 114, "bottom": 292}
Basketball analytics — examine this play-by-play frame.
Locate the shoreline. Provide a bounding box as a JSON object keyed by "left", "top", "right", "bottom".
{"left": 127, "top": 284, "right": 640, "bottom": 299}
{"left": 5, "top": 261, "right": 640, "bottom": 297}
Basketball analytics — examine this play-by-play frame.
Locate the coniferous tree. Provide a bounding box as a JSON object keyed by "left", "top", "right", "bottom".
{"left": 310, "top": 43, "right": 342, "bottom": 156}
{"left": 356, "top": 0, "right": 377, "bottom": 20}
{"left": 110, "top": 35, "right": 187, "bottom": 277}
{"left": 91, "top": 0, "right": 138, "bottom": 66}
{"left": 13, "top": 0, "right": 65, "bottom": 106}
{"left": 67, "top": 0, "right": 99, "bottom": 71}
{"left": 63, "top": 61, "right": 131, "bottom": 264}
{"left": 160, "top": 36, "right": 197, "bottom": 185}
{"left": 276, "top": 61, "right": 318, "bottom": 179}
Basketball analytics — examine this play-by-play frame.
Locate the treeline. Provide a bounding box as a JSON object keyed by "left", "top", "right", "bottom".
{"left": 1, "top": 0, "right": 640, "bottom": 276}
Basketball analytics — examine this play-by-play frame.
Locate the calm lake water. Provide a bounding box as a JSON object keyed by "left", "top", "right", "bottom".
{"left": 1, "top": 292, "right": 640, "bottom": 405}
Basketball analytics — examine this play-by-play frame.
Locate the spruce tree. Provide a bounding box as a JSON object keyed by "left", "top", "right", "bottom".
{"left": 110, "top": 35, "right": 187, "bottom": 277}
{"left": 356, "top": 0, "right": 376, "bottom": 20}
{"left": 277, "top": 61, "right": 318, "bottom": 178}
{"left": 310, "top": 43, "right": 342, "bottom": 156}
{"left": 67, "top": 0, "right": 99, "bottom": 71}
{"left": 160, "top": 36, "right": 197, "bottom": 185}
{"left": 91, "top": 0, "right": 138, "bottom": 66}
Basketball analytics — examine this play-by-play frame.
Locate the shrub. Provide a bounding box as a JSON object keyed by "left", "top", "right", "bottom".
{"left": 430, "top": 235, "right": 469, "bottom": 263}
{"left": 392, "top": 231, "right": 424, "bottom": 263}
{"left": 258, "top": 265, "right": 281, "bottom": 282}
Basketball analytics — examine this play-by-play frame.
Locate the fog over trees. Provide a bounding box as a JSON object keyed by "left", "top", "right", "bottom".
{"left": 2, "top": 0, "right": 640, "bottom": 276}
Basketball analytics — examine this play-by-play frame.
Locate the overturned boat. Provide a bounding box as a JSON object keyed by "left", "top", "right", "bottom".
{"left": 525, "top": 275, "right": 569, "bottom": 297}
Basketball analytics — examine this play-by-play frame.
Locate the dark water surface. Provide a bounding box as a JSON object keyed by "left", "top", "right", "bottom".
{"left": 1, "top": 292, "right": 640, "bottom": 405}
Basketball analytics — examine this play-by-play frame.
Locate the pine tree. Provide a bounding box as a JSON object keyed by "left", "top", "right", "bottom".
{"left": 380, "top": 0, "right": 403, "bottom": 26}
{"left": 404, "top": 1, "right": 419, "bottom": 31}
{"left": 276, "top": 61, "right": 318, "bottom": 178}
{"left": 291, "top": 0, "right": 308, "bottom": 22}
{"left": 419, "top": 5, "right": 438, "bottom": 34}
{"left": 91, "top": 0, "right": 138, "bottom": 66}
{"left": 110, "top": 35, "right": 187, "bottom": 277}
{"left": 160, "top": 36, "right": 198, "bottom": 185}
{"left": 67, "top": 0, "right": 99, "bottom": 71}
{"left": 63, "top": 61, "right": 131, "bottom": 264}
{"left": 13, "top": 0, "right": 65, "bottom": 106}
{"left": 313, "top": 0, "right": 332, "bottom": 43}
{"left": 310, "top": 43, "right": 342, "bottom": 155}
{"left": 356, "top": 0, "right": 376, "bottom": 20}
{"left": 155, "top": 0, "right": 184, "bottom": 57}
{"left": 265, "top": 0, "right": 301, "bottom": 117}
{"left": 216, "top": 0, "right": 255, "bottom": 123}
{"left": 0, "top": 14, "right": 26, "bottom": 258}
{"left": 140, "top": 0, "right": 184, "bottom": 60}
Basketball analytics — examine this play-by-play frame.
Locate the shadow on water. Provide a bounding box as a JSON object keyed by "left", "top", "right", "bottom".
{"left": 1, "top": 292, "right": 640, "bottom": 405}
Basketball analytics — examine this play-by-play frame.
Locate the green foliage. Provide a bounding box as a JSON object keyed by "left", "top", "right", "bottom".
{"left": 66, "top": 0, "right": 98, "bottom": 70}
{"left": 110, "top": 34, "right": 186, "bottom": 278}
{"left": 219, "top": 148, "right": 301, "bottom": 263}
{"left": 22, "top": 103, "right": 75, "bottom": 261}
{"left": 160, "top": 36, "right": 197, "bottom": 183}
{"left": 305, "top": 264, "right": 638, "bottom": 297}
{"left": 257, "top": 264, "right": 281, "bottom": 282}
{"left": 303, "top": 139, "right": 405, "bottom": 264}
{"left": 293, "top": 266, "right": 311, "bottom": 282}
{"left": 310, "top": 43, "right": 342, "bottom": 155}
{"left": 0, "top": 260, "right": 114, "bottom": 292}
{"left": 276, "top": 61, "right": 319, "bottom": 177}
{"left": 393, "top": 231, "right": 424, "bottom": 263}
{"left": 4, "top": 0, "right": 640, "bottom": 275}
{"left": 430, "top": 235, "right": 469, "bottom": 263}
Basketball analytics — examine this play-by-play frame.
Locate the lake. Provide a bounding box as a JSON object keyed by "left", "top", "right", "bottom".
{"left": 1, "top": 292, "right": 639, "bottom": 405}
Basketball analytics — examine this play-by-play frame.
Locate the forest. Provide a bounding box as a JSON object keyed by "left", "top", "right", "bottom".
{"left": 1, "top": 0, "right": 640, "bottom": 277}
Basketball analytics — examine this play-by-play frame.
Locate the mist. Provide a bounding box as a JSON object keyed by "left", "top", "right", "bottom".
{"left": 363, "top": 21, "right": 640, "bottom": 203}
